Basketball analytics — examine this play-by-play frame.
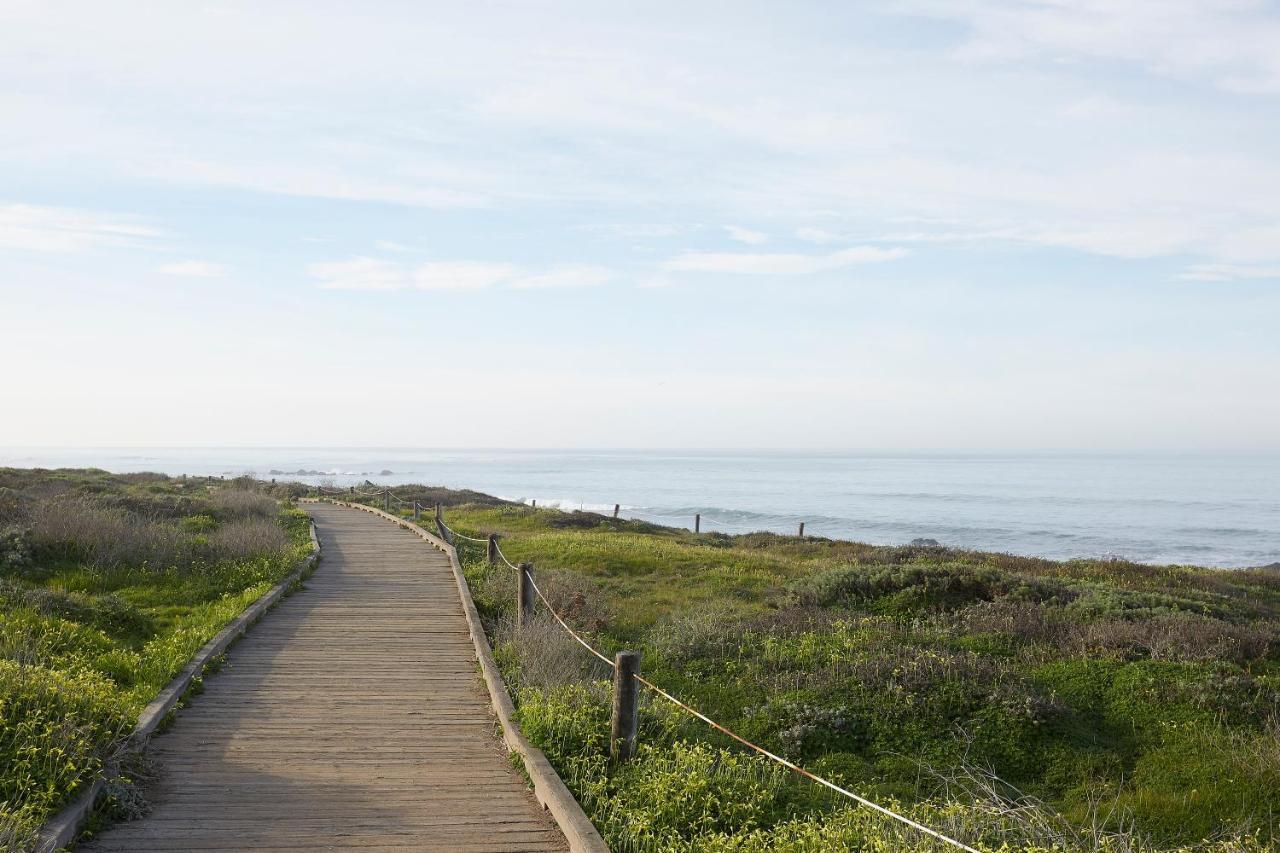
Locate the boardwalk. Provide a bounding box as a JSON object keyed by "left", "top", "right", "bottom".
{"left": 82, "top": 502, "right": 568, "bottom": 852}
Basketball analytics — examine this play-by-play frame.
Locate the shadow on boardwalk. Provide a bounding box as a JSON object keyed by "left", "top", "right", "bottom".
{"left": 80, "top": 503, "right": 567, "bottom": 852}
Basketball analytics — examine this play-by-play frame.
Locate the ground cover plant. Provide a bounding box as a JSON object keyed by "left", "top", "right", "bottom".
{"left": 0, "top": 469, "right": 312, "bottom": 850}
{"left": 361, "top": 493, "right": 1280, "bottom": 852}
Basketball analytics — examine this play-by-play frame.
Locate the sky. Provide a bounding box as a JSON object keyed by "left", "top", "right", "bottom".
{"left": 2, "top": 1, "right": 1279, "bottom": 451}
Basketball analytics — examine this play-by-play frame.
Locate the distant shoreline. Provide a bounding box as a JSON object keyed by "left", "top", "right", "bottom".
{"left": 2, "top": 450, "right": 1277, "bottom": 568}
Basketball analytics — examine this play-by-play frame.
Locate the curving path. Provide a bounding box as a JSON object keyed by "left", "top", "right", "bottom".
{"left": 81, "top": 501, "right": 567, "bottom": 852}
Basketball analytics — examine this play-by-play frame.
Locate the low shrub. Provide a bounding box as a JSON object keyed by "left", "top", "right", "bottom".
{"left": 0, "top": 470, "right": 311, "bottom": 841}
{"left": 207, "top": 517, "right": 289, "bottom": 560}
{"left": 441, "top": 496, "right": 1280, "bottom": 850}
{"left": 208, "top": 489, "right": 278, "bottom": 520}
{"left": 786, "top": 562, "right": 1071, "bottom": 613}
{"left": 0, "top": 580, "right": 155, "bottom": 641}
{"left": 0, "top": 660, "right": 133, "bottom": 845}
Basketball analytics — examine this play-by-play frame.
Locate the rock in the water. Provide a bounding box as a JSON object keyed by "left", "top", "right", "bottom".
{"left": 909, "top": 537, "right": 942, "bottom": 547}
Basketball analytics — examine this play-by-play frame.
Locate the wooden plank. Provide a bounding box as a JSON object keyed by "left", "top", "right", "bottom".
{"left": 329, "top": 501, "right": 610, "bottom": 853}
{"left": 35, "top": 522, "right": 322, "bottom": 853}
{"left": 78, "top": 502, "right": 568, "bottom": 852}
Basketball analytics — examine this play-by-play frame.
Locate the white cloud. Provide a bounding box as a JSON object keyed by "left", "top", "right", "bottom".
{"left": 310, "top": 257, "right": 610, "bottom": 291}
{"left": 375, "top": 240, "right": 414, "bottom": 252}
{"left": 309, "top": 257, "right": 409, "bottom": 291}
{"left": 911, "top": 0, "right": 1280, "bottom": 94}
{"left": 662, "top": 246, "right": 907, "bottom": 275}
{"left": 0, "top": 203, "right": 161, "bottom": 252}
{"left": 413, "top": 261, "right": 517, "bottom": 290}
{"left": 724, "top": 225, "right": 767, "bottom": 245}
{"left": 636, "top": 276, "right": 675, "bottom": 289}
{"left": 1059, "top": 96, "right": 1130, "bottom": 121}
{"left": 509, "top": 264, "right": 613, "bottom": 289}
{"left": 1214, "top": 224, "right": 1280, "bottom": 264}
{"left": 157, "top": 260, "right": 224, "bottom": 278}
{"left": 577, "top": 223, "right": 690, "bottom": 238}
{"left": 795, "top": 227, "right": 845, "bottom": 245}
{"left": 3, "top": 5, "right": 1280, "bottom": 271}
{"left": 1178, "top": 263, "right": 1280, "bottom": 282}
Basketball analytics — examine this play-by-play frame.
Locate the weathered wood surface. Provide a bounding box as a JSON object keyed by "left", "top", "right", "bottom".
{"left": 81, "top": 502, "right": 567, "bottom": 852}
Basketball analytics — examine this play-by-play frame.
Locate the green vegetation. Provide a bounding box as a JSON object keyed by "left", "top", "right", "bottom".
{"left": 0, "top": 469, "right": 312, "bottom": 850}
{"left": 419, "top": 500, "right": 1279, "bottom": 852}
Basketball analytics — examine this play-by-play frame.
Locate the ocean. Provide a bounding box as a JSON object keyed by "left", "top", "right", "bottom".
{"left": 2, "top": 448, "right": 1277, "bottom": 568}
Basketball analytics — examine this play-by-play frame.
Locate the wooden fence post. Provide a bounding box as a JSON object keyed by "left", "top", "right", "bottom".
{"left": 613, "top": 503, "right": 620, "bottom": 518}
{"left": 798, "top": 521, "right": 805, "bottom": 538}
{"left": 611, "top": 651, "right": 641, "bottom": 762}
{"left": 433, "top": 504, "right": 448, "bottom": 542}
{"left": 487, "top": 534, "right": 498, "bottom": 566}
{"left": 532, "top": 499, "right": 537, "bottom": 508}
{"left": 695, "top": 513, "right": 701, "bottom": 533}
{"left": 412, "top": 501, "right": 420, "bottom": 521}
{"left": 517, "top": 563, "right": 536, "bottom": 629}
{"left": 383, "top": 489, "right": 389, "bottom": 511}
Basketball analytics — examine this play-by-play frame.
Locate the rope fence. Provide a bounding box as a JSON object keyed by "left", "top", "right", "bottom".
{"left": 433, "top": 507, "right": 980, "bottom": 852}
{"left": 523, "top": 571, "right": 614, "bottom": 668}
{"left": 311, "top": 494, "right": 975, "bottom": 849}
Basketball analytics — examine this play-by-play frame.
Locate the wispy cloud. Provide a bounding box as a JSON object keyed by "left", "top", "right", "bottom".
{"left": 662, "top": 246, "right": 907, "bottom": 275}
{"left": 576, "top": 223, "right": 690, "bottom": 239}
{"left": 910, "top": 0, "right": 1280, "bottom": 94}
{"left": 5, "top": 7, "right": 1280, "bottom": 269}
{"left": 795, "top": 227, "right": 846, "bottom": 245}
{"left": 0, "top": 203, "right": 161, "bottom": 252}
{"left": 724, "top": 225, "right": 767, "bottom": 245}
{"left": 310, "top": 257, "right": 611, "bottom": 291}
{"left": 308, "top": 257, "right": 408, "bottom": 291}
{"left": 509, "top": 264, "right": 613, "bottom": 289}
{"left": 157, "top": 260, "right": 224, "bottom": 278}
{"left": 1178, "top": 263, "right": 1280, "bottom": 282}
{"left": 413, "top": 261, "right": 518, "bottom": 290}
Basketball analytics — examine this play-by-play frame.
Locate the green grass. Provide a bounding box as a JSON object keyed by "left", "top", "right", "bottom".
{"left": 0, "top": 469, "right": 313, "bottom": 848}
{"left": 429, "top": 500, "right": 1280, "bottom": 852}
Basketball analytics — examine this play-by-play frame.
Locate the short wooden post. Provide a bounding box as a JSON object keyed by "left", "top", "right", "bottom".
{"left": 532, "top": 499, "right": 537, "bottom": 508}
{"left": 434, "top": 503, "right": 442, "bottom": 523}
{"left": 611, "top": 651, "right": 641, "bottom": 762}
{"left": 487, "top": 534, "right": 498, "bottom": 566}
{"left": 695, "top": 513, "right": 701, "bottom": 533}
{"left": 798, "top": 521, "right": 805, "bottom": 538}
{"left": 613, "top": 503, "right": 620, "bottom": 518}
{"left": 412, "top": 501, "right": 420, "bottom": 521}
{"left": 383, "top": 490, "right": 390, "bottom": 511}
{"left": 517, "top": 563, "right": 536, "bottom": 629}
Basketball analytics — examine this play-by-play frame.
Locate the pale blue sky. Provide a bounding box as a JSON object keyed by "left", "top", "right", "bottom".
{"left": 2, "top": 1, "right": 1278, "bottom": 450}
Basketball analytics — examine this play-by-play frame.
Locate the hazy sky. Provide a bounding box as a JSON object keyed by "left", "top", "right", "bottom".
{"left": 3, "top": 1, "right": 1279, "bottom": 450}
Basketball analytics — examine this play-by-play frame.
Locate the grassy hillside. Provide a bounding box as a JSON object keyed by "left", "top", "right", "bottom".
{"left": 411, "top": 499, "right": 1280, "bottom": 852}
{"left": 0, "top": 469, "right": 312, "bottom": 850}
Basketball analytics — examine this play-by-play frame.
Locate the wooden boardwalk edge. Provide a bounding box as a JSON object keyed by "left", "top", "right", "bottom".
{"left": 315, "top": 499, "right": 609, "bottom": 853}
{"left": 34, "top": 521, "right": 324, "bottom": 853}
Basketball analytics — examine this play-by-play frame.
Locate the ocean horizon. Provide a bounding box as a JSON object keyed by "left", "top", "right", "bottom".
{"left": 3, "top": 447, "right": 1277, "bottom": 569}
